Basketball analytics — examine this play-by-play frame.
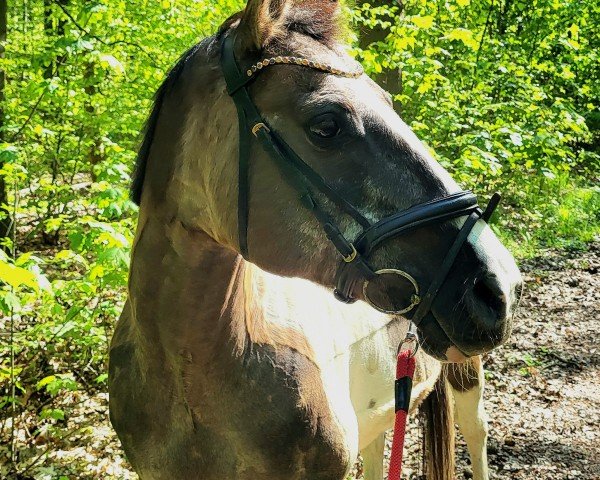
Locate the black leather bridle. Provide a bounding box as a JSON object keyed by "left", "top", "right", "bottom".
{"left": 220, "top": 33, "right": 501, "bottom": 325}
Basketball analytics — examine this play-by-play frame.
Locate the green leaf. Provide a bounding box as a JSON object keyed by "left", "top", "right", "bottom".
{"left": 0, "top": 144, "right": 18, "bottom": 163}
{"left": 0, "top": 291, "right": 21, "bottom": 313}
{"left": 69, "top": 232, "right": 85, "bottom": 251}
{"left": 54, "top": 249, "right": 75, "bottom": 261}
{"left": 40, "top": 408, "right": 65, "bottom": 421}
{"left": 36, "top": 375, "right": 57, "bottom": 390}
{"left": 36, "top": 374, "right": 79, "bottom": 396}
{"left": 89, "top": 265, "right": 105, "bottom": 279}
{"left": 412, "top": 16, "right": 434, "bottom": 29}
{"left": 444, "top": 28, "right": 479, "bottom": 49}
{"left": 0, "top": 259, "right": 40, "bottom": 291}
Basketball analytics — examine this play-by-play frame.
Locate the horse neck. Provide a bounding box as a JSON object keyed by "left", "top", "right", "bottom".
{"left": 128, "top": 205, "right": 313, "bottom": 359}
{"left": 128, "top": 207, "right": 394, "bottom": 366}
{"left": 128, "top": 209, "right": 243, "bottom": 359}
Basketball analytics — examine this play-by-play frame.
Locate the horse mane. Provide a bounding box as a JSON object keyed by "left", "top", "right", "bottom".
{"left": 131, "top": 1, "right": 343, "bottom": 204}
{"left": 130, "top": 43, "right": 202, "bottom": 205}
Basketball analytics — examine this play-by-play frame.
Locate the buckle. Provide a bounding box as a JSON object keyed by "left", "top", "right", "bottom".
{"left": 342, "top": 243, "right": 358, "bottom": 263}
{"left": 251, "top": 122, "right": 270, "bottom": 137}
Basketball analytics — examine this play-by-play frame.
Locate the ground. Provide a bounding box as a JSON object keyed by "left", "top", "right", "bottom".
{"left": 2, "top": 244, "right": 599, "bottom": 479}
{"left": 394, "top": 243, "right": 600, "bottom": 480}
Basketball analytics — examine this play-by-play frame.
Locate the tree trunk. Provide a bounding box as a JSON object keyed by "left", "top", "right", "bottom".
{"left": 84, "top": 61, "right": 103, "bottom": 181}
{"left": 41, "top": 0, "right": 69, "bottom": 245}
{"left": 0, "top": 0, "right": 11, "bottom": 242}
{"left": 358, "top": 0, "right": 404, "bottom": 112}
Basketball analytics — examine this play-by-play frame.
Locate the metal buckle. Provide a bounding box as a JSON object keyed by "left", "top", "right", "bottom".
{"left": 362, "top": 269, "right": 421, "bottom": 315}
{"left": 342, "top": 243, "right": 358, "bottom": 263}
{"left": 251, "top": 122, "right": 269, "bottom": 137}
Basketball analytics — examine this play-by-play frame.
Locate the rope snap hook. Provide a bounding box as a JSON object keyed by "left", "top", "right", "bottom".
{"left": 398, "top": 323, "right": 419, "bottom": 358}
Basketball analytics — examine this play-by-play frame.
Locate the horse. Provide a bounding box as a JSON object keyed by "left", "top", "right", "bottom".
{"left": 108, "top": 1, "right": 522, "bottom": 479}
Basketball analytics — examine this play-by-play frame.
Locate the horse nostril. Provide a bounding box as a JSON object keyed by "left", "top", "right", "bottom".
{"left": 473, "top": 275, "right": 506, "bottom": 319}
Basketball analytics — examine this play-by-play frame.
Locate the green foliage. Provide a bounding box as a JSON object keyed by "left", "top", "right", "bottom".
{"left": 351, "top": 0, "right": 599, "bottom": 250}
{"left": 1, "top": 0, "right": 242, "bottom": 476}
{"left": 0, "top": 0, "right": 598, "bottom": 476}
{"left": 497, "top": 181, "right": 600, "bottom": 257}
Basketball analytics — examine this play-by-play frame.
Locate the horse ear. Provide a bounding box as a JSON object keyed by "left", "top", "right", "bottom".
{"left": 237, "top": 0, "right": 290, "bottom": 50}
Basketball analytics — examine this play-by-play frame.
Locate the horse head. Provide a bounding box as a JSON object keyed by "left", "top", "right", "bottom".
{"left": 133, "top": 0, "right": 522, "bottom": 361}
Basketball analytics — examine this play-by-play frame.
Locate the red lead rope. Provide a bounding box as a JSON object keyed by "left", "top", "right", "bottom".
{"left": 387, "top": 348, "right": 416, "bottom": 480}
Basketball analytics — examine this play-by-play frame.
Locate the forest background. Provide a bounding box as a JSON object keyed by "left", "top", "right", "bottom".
{"left": 0, "top": 0, "right": 598, "bottom": 478}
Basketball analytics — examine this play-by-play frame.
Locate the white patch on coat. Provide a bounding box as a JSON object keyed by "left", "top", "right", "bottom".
{"left": 244, "top": 263, "right": 441, "bottom": 453}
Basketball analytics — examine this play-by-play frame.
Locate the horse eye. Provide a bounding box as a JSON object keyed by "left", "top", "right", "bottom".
{"left": 309, "top": 118, "right": 340, "bottom": 139}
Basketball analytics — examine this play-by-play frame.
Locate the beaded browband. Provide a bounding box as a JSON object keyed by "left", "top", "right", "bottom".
{"left": 245, "top": 55, "right": 363, "bottom": 79}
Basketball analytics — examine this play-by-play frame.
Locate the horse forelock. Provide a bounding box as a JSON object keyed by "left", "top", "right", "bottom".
{"left": 282, "top": 0, "right": 343, "bottom": 45}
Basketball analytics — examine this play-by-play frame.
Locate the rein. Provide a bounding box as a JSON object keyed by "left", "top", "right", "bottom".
{"left": 388, "top": 326, "right": 419, "bottom": 480}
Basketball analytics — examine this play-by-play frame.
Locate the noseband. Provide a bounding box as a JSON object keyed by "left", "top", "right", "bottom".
{"left": 220, "top": 33, "right": 500, "bottom": 325}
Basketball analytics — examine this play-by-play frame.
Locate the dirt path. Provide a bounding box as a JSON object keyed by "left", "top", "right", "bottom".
{"left": 478, "top": 243, "right": 599, "bottom": 479}
{"left": 395, "top": 243, "right": 600, "bottom": 480}
{"left": 3, "top": 245, "right": 598, "bottom": 479}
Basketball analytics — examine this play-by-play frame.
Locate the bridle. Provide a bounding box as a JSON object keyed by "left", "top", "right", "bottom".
{"left": 220, "top": 33, "right": 501, "bottom": 326}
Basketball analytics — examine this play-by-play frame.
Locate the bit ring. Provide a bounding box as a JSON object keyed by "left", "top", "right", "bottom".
{"left": 363, "top": 269, "right": 421, "bottom": 315}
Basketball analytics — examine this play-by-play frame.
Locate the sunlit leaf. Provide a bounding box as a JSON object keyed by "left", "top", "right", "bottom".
{"left": 36, "top": 375, "right": 57, "bottom": 389}
{"left": 444, "top": 28, "right": 479, "bottom": 49}
{"left": 412, "top": 15, "right": 434, "bottom": 29}
{"left": 510, "top": 132, "right": 523, "bottom": 146}
{"left": 40, "top": 408, "right": 65, "bottom": 421}
{"left": 0, "top": 260, "right": 39, "bottom": 291}
{"left": 99, "top": 54, "right": 125, "bottom": 75}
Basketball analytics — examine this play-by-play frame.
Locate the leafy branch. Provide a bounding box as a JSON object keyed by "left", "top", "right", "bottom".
{"left": 52, "top": 0, "right": 160, "bottom": 68}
